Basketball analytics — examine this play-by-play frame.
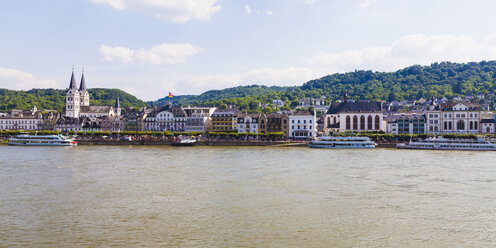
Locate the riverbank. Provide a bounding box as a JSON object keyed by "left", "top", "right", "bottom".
{"left": 74, "top": 139, "right": 311, "bottom": 147}
{"left": 72, "top": 139, "right": 397, "bottom": 148}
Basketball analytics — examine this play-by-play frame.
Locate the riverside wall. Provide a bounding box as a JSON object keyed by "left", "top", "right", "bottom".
{"left": 74, "top": 139, "right": 397, "bottom": 148}
{"left": 74, "top": 139, "right": 311, "bottom": 147}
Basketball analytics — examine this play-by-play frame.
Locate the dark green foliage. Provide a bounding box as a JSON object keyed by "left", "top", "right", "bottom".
{"left": 301, "top": 61, "right": 496, "bottom": 101}
{"left": 0, "top": 88, "right": 147, "bottom": 112}
{"left": 149, "top": 61, "right": 496, "bottom": 112}
{"left": 151, "top": 85, "right": 295, "bottom": 106}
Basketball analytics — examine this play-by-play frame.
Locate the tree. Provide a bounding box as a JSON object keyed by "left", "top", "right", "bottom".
{"left": 264, "top": 106, "right": 273, "bottom": 113}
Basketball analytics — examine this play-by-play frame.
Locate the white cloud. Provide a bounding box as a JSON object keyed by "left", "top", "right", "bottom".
{"left": 254, "top": 9, "right": 273, "bottom": 16}
{"left": 303, "top": 0, "right": 317, "bottom": 4}
{"left": 89, "top": 0, "right": 221, "bottom": 22}
{"left": 0, "top": 67, "right": 57, "bottom": 90}
{"left": 305, "top": 33, "right": 496, "bottom": 73}
{"left": 100, "top": 43, "right": 203, "bottom": 65}
{"left": 159, "top": 33, "right": 496, "bottom": 97}
{"left": 359, "top": 0, "right": 376, "bottom": 8}
{"left": 245, "top": 4, "right": 251, "bottom": 15}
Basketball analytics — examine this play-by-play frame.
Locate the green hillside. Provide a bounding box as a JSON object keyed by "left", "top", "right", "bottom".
{"left": 150, "top": 61, "right": 496, "bottom": 113}
{"left": 151, "top": 85, "right": 294, "bottom": 106}
{"left": 0, "top": 88, "right": 147, "bottom": 112}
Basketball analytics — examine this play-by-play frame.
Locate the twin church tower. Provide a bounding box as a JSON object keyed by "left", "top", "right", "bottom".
{"left": 65, "top": 69, "right": 120, "bottom": 119}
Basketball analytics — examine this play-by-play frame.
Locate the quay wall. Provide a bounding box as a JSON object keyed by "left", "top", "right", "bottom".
{"left": 75, "top": 139, "right": 310, "bottom": 147}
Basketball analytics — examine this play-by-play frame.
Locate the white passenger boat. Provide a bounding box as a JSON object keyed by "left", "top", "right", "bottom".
{"left": 7, "top": 134, "right": 77, "bottom": 146}
{"left": 309, "top": 136, "right": 376, "bottom": 149}
{"left": 397, "top": 137, "right": 496, "bottom": 151}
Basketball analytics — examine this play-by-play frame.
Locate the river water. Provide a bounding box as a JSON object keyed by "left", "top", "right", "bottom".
{"left": 1, "top": 145, "right": 496, "bottom": 247}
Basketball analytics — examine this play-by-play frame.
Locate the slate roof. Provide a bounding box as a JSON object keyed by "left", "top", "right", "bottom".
{"left": 326, "top": 101, "right": 382, "bottom": 114}
{"left": 56, "top": 116, "right": 86, "bottom": 124}
{"left": 439, "top": 102, "right": 481, "bottom": 111}
{"left": 79, "top": 73, "right": 87, "bottom": 91}
{"left": 212, "top": 109, "right": 240, "bottom": 116}
{"left": 481, "top": 119, "right": 496, "bottom": 124}
{"left": 69, "top": 71, "right": 77, "bottom": 89}
{"left": 80, "top": 106, "right": 112, "bottom": 113}
{"left": 289, "top": 110, "right": 315, "bottom": 116}
{"left": 115, "top": 95, "right": 120, "bottom": 109}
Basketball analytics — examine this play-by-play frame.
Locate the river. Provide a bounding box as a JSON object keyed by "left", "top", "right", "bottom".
{"left": 1, "top": 145, "right": 496, "bottom": 247}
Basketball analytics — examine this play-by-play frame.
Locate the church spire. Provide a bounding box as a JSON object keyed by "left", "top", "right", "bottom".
{"left": 69, "top": 68, "right": 77, "bottom": 89}
{"left": 115, "top": 95, "right": 120, "bottom": 109}
{"left": 79, "top": 68, "right": 87, "bottom": 91}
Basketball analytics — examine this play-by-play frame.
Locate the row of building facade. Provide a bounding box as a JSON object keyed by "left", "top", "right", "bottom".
{"left": 2, "top": 71, "right": 496, "bottom": 136}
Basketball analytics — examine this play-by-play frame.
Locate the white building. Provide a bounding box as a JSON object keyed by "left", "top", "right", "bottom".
{"left": 237, "top": 114, "right": 260, "bottom": 133}
{"left": 65, "top": 69, "right": 118, "bottom": 119}
{"left": 183, "top": 106, "right": 217, "bottom": 133}
{"left": 0, "top": 106, "right": 45, "bottom": 131}
{"left": 324, "top": 96, "right": 384, "bottom": 133}
{"left": 144, "top": 106, "right": 187, "bottom": 132}
{"left": 426, "top": 102, "right": 482, "bottom": 134}
{"left": 481, "top": 119, "right": 495, "bottom": 134}
{"left": 288, "top": 110, "right": 316, "bottom": 139}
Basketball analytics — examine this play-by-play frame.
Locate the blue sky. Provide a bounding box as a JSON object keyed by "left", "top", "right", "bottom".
{"left": 2, "top": 0, "right": 496, "bottom": 100}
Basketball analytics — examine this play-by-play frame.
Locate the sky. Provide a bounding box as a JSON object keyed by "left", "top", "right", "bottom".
{"left": 2, "top": 0, "right": 496, "bottom": 101}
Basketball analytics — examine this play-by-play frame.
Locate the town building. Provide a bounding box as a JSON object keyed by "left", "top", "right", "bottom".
{"left": 386, "top": 112, "right": 426, "bottom": 135}
{"left": 288, "top": 110, "right": 316, "bottom": 139}
{"left": 183, "top": 106, "right": 217, "bottom": 133}
{"left": 324, "top": 94, "right": 384, "bottom": 133}
{"left": 259, "top": 113, "right": 289, "bottom": 137}
{"left": 55, "top": 116, "right": 87, "bottom": 132}
{"left": 0, "top": 106, "right": 45, "bottom": 131}
{"left": 237, "top": 114, "right": 260, "bottom": 133}
{"left": 210, "top": 109, "right": 239, "bottom": 132}
{"left": 481, "top": 119, "right": 495, "bottom": 134}
{"left": 144, "top": 106, "right": 187, "bottom": 132}
{"left": 123, "top": 111, "right": 148, "bottom": 132}
{"left": 425, "top": 102, "right": 481, "bottom": 134}
{"left": 100, "top": 115, "right": 124, "bottom": 132}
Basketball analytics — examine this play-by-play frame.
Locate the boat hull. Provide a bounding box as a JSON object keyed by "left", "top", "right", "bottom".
{"left": 397, "top": 144, "right": 496, "bottom": 151}
{"left": 7, "top": 142, "right": 77, "bottom": 146}
{"left": 171, "top": 142, "right": 197, "bottom": 147}
{"left": 309, "top": 144, "right": 375, "bottom": 149}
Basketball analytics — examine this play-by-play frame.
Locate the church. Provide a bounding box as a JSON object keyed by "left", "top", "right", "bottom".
{"left": 65, "top": 69, "right": 120, "bottom": 119}
{"left": 324, "top": 93, "right": 384, "bottom": 134}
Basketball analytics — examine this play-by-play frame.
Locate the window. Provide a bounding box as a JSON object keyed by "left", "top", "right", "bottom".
{"left": 360, "top": 115, "right": 365, "bottom": 130}
{"left": 353, "top": 116, "right": 358, "bottom": 130}
{"left": 368, "top": 115, "right": 372, "bottom": 130}
{"left": 375, "top": 116, "right": 380, "bottom": 130}
{"left": 346, "top": 116, "right": 351, "bottom": 130}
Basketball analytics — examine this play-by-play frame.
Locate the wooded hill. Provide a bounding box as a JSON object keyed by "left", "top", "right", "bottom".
{"left": 0, "top": 88, "right": 147, "bottom": 112}
{"left": 150, "top": 61, "right": 496, "bottom": 112}
{"left": 3, "top": 61, "right": 496, "bottom": 113}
